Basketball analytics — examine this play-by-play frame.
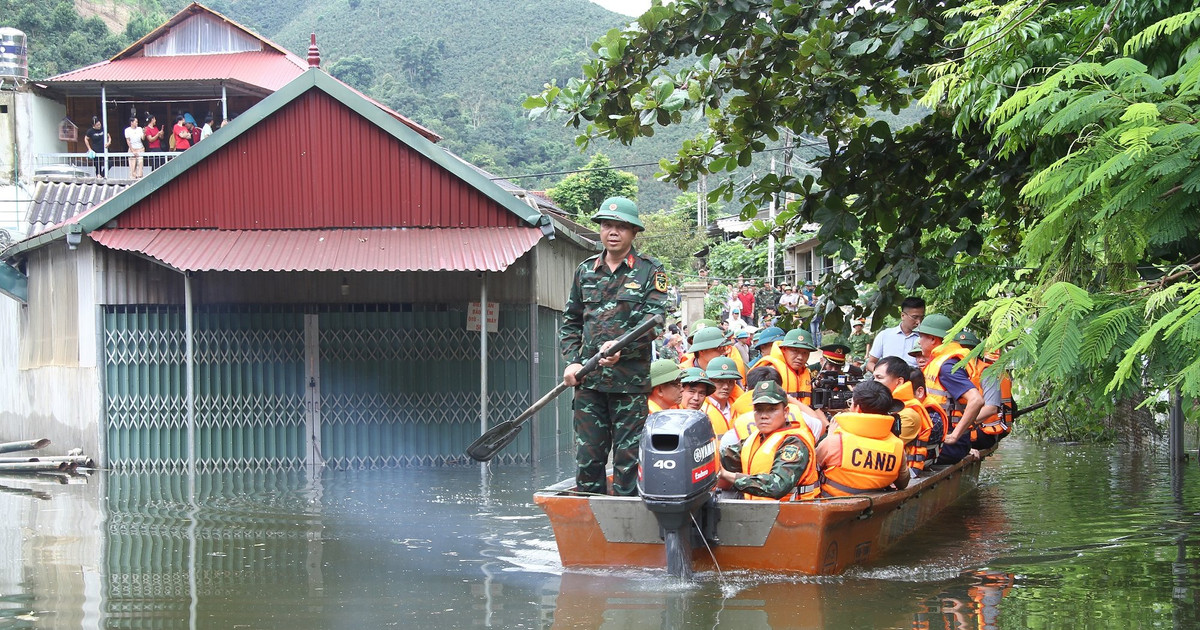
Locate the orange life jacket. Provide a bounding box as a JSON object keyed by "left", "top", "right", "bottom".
{"left": 648, "top": 398, "right": 677, "bottom": 414}
{"left": 740, "top": 425, "right": 819, "bottom": 501}
{"left": 892, "top": 380, "right": 934, "bottom": 471}
{"left": 755, "top": 352, "right": 812, "bottom": 406}
{"left": 819, "top": 412, "right": 905, "bottom": 497}
{"left": 923, "top": 342, "right": 972, "bottom": 431}
{"left": 973, "top": 355, "right": 1013, "bottom": 437}
{"left": 732, "top": 402, "right": 812, "bottom": 442}
{"left": 704, "top": 399, "right": 735, "bottom": 437}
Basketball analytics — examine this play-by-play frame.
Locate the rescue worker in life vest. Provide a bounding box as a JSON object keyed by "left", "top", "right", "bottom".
{"left": 816, "top": 380, "right": 910, "bottom": 496}
{"left": 647, "top": 359, "right": 683, "bottom": 413}
{"left": 754, "top": 328, "right": 817, "bottom": 405}
{"left": 917, "top": 314, "right": 983, "bottom": 466}
{"left": 561, "top": 197, "right": 669, "bottom": 496}
{"left": 678, "top": 367, "right": 716, "bottom": 411}
{"left": 716, "top": 380, "right": 818, "bottom": 500}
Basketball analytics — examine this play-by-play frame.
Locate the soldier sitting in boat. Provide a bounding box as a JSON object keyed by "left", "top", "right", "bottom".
{"left": 872, "top": 357, "right": 941, "bottom": 478}
{"left": 815, "top": 380, "right": 910, "bottom": 496}
{"left": 647, "top": 359, "right": 684, "bottom": 413}
{"left": 701, "top": 356, "right": 743, "bottom": 437}
{"left": 716, "top": 381, "right": 820, "bottom": 501}
{"left": 678, "top": 367, "right": 715, "bottom": 412}
{"left": 731, "top": 366, "right": 827, "bottom": 442}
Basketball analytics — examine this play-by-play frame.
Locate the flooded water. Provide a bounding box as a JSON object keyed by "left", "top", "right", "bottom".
{"left": 1, "top": 438, "right": 1197, "bottom": 629}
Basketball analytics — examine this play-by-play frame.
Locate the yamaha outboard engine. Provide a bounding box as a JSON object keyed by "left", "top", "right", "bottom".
{"left": 638, "top": 409, "right": 719, "bottom": 578}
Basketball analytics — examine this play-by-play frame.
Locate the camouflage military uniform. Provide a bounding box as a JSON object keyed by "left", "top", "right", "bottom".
{"left": 756, "top": 286, "right": 780, "bottom": 315}
{"left": 561, "top": 248, "right": 669, "bottom": 495}
{"left": 719, "top": 434, "right": 811, "bottom": 499}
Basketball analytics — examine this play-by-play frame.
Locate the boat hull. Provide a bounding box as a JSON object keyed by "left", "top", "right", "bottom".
{"left": 534, "top": 447, "right": 992, "bottom": 575}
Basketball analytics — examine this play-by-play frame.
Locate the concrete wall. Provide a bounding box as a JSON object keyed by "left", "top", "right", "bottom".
{"left": 0, "top": 240, "right": 103, "bottom": 457}
{"left": 0, "top": 89, "right": 67, "bottom": 238}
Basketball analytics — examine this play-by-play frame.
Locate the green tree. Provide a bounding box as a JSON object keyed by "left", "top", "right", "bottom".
{"left": 328, "top": 54, "right": 376, "bottom": 92}
{"left": 528, "top": 0, "right": 1200, "bottom": 438}
{"left": 638, "top": 195, "right": 709, "bottom": 276}
{"left": 546, "top": 153, "right": 638, "bottom": 220}
{"left": 393, "top": 35, "right": 445, "bottom": 87}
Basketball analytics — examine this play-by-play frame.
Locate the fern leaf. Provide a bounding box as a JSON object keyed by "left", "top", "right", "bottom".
{"left": 1038, "top": 315, "right": 1084, "bottom": 381}
{"left": 1123, "top": 9, "right": 1200, "bottom": 56}
{"left": 1079, "top": 305, "right": 1138, "bottom": 366}
{"left": 1041, "top": 281, "right": 1094, "bottom": 316}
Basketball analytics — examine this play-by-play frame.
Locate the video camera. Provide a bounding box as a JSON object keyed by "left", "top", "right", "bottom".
{"left": 810, "top": 369, "right": 862, "bottom": 412}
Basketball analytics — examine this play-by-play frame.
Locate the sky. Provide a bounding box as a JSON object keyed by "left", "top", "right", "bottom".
{"left": 589, "top": 0, "right": 651, "bottom": 16}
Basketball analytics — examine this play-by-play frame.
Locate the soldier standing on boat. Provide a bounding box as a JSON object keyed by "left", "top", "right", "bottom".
{"left": 561, "top": 197, "right": 669, "bottom": 496}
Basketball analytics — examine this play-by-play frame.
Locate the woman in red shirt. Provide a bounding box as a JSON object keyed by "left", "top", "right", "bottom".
{"left": 172, "top": 114, "right": 192, "bottom": 151}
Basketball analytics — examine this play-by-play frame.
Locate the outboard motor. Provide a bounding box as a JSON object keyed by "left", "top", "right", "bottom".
{"left": 638, "top": 409, "right": 719, "bottom": 579}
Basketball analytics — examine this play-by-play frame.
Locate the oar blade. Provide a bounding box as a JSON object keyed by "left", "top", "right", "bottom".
{"left": 465, "top": 421, "right": 524, "bottom": 462}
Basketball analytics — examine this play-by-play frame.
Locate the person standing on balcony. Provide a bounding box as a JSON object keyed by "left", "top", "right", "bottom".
{"left": 143, "top": 114, "right": 164, "bottom": 171}
{"left": 172, "top": 115, "right": 192, "bottom": 152}
{"left": 84, "top": 117, "right": 109, "bottom": 179}
{"left": 124, "top": 117, "right": 145, "bottom": 180}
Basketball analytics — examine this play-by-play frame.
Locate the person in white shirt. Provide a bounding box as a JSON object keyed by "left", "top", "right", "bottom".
{"left": 865, "top": 296, "right": 926, "bottom": 371}
{"left": 124, "top": 117, "right": 145, "bottom": 179}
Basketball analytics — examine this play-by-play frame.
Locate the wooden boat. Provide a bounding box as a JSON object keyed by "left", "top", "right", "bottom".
{"left": 534, "top": 445, "right": 995, "bottom": 576}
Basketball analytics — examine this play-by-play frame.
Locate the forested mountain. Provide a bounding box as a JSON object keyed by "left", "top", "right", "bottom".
{"left": 12, "top": 0, "right": 923, "bottom": 217}
{"left": 158, "top": 0, "right": 704, "bottom": 212}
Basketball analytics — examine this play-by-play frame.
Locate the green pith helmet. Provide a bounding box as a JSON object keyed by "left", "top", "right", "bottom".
{"left": 689, "top": 326, "right": 728, "bottom": 352}
{"left": 680, "top": 367, "right": 716, "bottom": 394}
{"left": 687, "top": 318, "right": 719, "bottom": 341}
{"left": 778, "top": 328, "right": 817, "bottom": 351}
{"left": 753, "top": 326, "right": 785, "bottom": 348}
{"left": 751, "top": 380, "right": 787, "bottom": 404}
{"left": 915, "top": 313, "right": 953, "bottom": 339}
{"left": 952, "top": 329, "right": 981, "bottom": 348}
{"left": 650, "top": 359, "right": 684, "bottom": 387}
{"left": 704, "top": 356, "right": 741, "bottom": 380}
{"left": 592, "top": 196, "right": 644, "bottom": 231}
{"left": 907, "top": 341, "right": 924, "bottom": 356}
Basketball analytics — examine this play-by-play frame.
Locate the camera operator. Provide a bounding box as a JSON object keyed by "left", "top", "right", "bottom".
{"left": 809, "top": 338, "right": 864, "bottom": 415}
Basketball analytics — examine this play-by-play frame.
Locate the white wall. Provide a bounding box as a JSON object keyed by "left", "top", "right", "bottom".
{"left": 0, "top": 89, "right": 67, "bottom": 239}
{"left": 0, "top": 240, "right": 103, "bottom": 459}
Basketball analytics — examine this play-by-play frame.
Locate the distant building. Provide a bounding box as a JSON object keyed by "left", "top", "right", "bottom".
{"left": 0, "top": 4, "right": 594, "bottom": 469}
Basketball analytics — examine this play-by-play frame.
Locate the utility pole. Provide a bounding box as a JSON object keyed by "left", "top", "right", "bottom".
{"left": 767, "top": 157, "right": 776, "bottom": 283}
{"left": 697, "top": 173, "right": 707, "bottom": 229}
{"left": 781, "top": 130, "right": 793, "bottom": 287}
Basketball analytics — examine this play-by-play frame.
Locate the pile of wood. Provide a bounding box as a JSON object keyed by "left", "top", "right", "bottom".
{"left": 0, "top": 438, "right": 95, "bottom": 474}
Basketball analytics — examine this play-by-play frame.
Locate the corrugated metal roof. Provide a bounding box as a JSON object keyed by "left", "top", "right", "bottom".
{"left": 26, "top": 178, "right": 133, "bottom": 236}
{"left": 114, "top": 90, "right": 519, "bottom": 230}
{"left": 89, "top": 227, "right": 543, "bottom": 272}
{"left": 45, "top": 51, "right": 307, "bottom": 92}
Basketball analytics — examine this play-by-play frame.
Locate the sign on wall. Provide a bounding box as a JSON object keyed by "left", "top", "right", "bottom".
{"left": 466, "top": 301, "right": 499, "bottom": 333}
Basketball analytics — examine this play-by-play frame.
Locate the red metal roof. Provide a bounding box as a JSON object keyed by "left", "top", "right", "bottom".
{"left": 46, "top": 51, "right": 306, "bottom": 92}
{"left": 116, "top": 90, "right": 517, "bottom": 230}
{"left": 89, "top": 228, "right": 543, "bottom": 272}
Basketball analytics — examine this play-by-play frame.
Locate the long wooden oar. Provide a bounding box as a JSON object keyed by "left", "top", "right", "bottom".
{"left": 1012, "top": 398, "right": 1050, "bottom": 419}
{"left": 466, "top": 314, "right": 663, "bottom": 462}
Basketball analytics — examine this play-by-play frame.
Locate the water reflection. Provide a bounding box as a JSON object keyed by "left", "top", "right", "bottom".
{"left": 0, "top": 439, "right": 1195, "bottom": 629}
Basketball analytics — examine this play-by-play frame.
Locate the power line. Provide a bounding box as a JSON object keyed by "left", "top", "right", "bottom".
{"left": 489, "top": 140, "right": 827, "bottom": 182}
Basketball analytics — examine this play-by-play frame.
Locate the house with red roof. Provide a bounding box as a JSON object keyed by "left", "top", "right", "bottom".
{"left": 0, "top": 7, "right": 598, "bottom": 469}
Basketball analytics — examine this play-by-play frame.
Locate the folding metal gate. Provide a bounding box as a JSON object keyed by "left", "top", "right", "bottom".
{"left": 103, "top": 304, "right": 534, "bottom": 469}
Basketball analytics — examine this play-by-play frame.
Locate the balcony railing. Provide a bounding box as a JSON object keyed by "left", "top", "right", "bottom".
{"left": 34, "top": 152, "right": 185, "bottom": 181}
